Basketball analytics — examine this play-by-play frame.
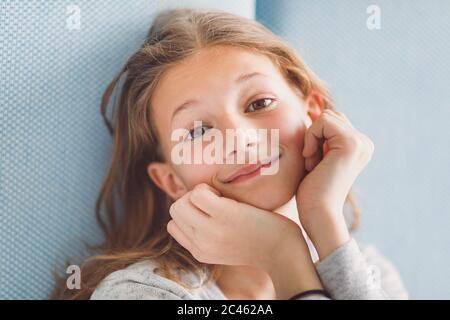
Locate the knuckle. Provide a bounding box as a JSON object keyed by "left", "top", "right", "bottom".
{"left": 334, "top": 110, "right": 347, "bottom": 120}
{"left": 189, "top": 189, "right": 200, "bottom": 202}
{"left": 170, "top": 199, "right": 183, "bottom": 213}
{"left": 198, "top": 182, "right": 209, "bottom": 189}
{"left": 367, "top": 137, "right": 375, "bottom": 154}
{"left": 194, "top": 183, "right": 209, "bottom": 192}
{"left": 354, "top": 134, "right": 375, "bottom": 162}
{"left": 321, "top": 109, "right": 338, "bottom": 124}
{"left": 321, "top": 109, "right": 333, "bottom": 120}
{"left": 166, "top": 221, "right": 173, "bottom": 234}
{"left": 359, "top": 134, "right": 375, "bottom": 152}
{"left": 365, "top": 140, "right": 375, "bottom": 162}
{"left": 343, "top": 134, "right": 362, "bottom": 151}
{"left": 190, "top": 184, "right": 209, "bottom": 201}
{"left": 169, "top": 203, "right": 177, "bottom": 218}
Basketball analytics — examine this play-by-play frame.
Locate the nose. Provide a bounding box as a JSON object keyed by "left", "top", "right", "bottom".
{"left": 219, "top": 115, "right": 260, "bottom": 163}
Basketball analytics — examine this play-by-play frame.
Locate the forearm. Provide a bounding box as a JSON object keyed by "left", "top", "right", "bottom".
{"left": 298, "top": 206, "right": 351, "bottom": 261}
{"left": 260, "top": 234, "right": 324, "bottom": 300}
{"left": 298, "top": 207, "right": 389, "bottom": 299}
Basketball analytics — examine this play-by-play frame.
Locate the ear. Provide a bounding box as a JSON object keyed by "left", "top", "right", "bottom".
{"left": 147, "top": 162, "right": 188, "bottom": 200}
{"left": 305, "top": 90, "right": 326, "bottom": 124}
{"left": 304, "top": 91, "right": 330, "bottom": 156}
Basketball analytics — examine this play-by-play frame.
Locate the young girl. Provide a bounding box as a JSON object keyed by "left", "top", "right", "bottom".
{"left": 51, "top": 8, "right": 408, "bottom": 300}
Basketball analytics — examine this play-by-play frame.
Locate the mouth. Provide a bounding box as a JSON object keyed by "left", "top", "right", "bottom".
{"left": 223, "top": 153, "right": 282, "bottom": 184}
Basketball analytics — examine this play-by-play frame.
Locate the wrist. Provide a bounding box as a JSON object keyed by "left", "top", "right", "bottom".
{"left": 262, "top": 234, "right": 323, "bottom": 300}
{"left": 299, "top": 207, "right": 351, "bottom": 261}
{"left": 269, "top": 255, "right": 324, "bottom": 300}
{"left": 288, "top": 289, "right": 332, "bottom": 300}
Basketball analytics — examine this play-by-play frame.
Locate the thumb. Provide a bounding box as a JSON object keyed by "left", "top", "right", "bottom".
{"left": 194, "top": 182, "right": 221, "bottom": 196}
{"left": 189, "top": 183, "right": 224, "bottom": 217}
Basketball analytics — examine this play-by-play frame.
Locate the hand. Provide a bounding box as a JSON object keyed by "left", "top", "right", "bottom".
{"left": 167, "top": 183, "right": 304, "bottom": 271}
{"left": 167, "top": 183, "right": 323, "bottom": 299}
{"left": 297, "top": 109, "right": 375, "bottom": 260}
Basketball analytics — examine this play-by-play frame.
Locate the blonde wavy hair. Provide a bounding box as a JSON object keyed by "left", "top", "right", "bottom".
{"left": 51, "top": 7, "right": 360, "bottom": 300}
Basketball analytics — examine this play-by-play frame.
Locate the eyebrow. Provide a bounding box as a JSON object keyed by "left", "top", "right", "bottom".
{"left": 170, "top": 71, "right": 268, "bottom": 122}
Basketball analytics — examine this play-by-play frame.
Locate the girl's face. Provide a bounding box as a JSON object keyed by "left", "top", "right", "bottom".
{"left": 148, "top": 45, "right": 323, "bottom": 211}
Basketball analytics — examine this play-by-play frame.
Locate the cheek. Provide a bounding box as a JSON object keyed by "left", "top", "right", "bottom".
{"left": 282, "top": 117, "right": 306, "bottom": 152}
{"left": 264, "top": 104, "right": 307, "bottom": 151}
{"left": 271, "top": 104, "right": 308, "bottom": 189}
{"left": 176, "top": 163, "right": 219, "bottom": 190}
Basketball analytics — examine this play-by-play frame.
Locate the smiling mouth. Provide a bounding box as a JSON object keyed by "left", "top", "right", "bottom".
{"left": 224, "top": 154, "right": 282, "bottom": 184}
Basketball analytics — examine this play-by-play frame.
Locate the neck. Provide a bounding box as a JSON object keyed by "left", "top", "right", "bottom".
{"left": 216, "top": 196, "right": 318, "bottom": 300}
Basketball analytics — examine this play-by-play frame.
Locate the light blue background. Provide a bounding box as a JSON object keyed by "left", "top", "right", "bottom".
{"left": 1, "top": 0, "right": 449, "bottom": 299}
{"left": 0, "top": 0, "right": 255, "bottom": 299}
{"left": 257, "top": 0, "right": 450, "bottom": 299}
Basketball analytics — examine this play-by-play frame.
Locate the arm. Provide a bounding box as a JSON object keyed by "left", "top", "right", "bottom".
{"left": 357, "top": 241, "right": 409, "bottom": 299}
{"left": 168, "top": 183, "right": 331, "bottom": 300}
{"left": 260, "top": 230, "right": 329, "bottom": 300}
{"left": 314, "top": 237, "right": 408, "bottom": 300}
{"left": 315, "top": 237, "right": 388, "bottom": 299}
{"left": 295, "top": 109, "right": 397, "bottom": 299}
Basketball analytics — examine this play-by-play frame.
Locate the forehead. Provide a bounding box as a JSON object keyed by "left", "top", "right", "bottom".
{"left": 160, "top": 45, "right": 279, "bottom": 86}
{"left": 151, "top": 45, "right": 283, "bottom": 116}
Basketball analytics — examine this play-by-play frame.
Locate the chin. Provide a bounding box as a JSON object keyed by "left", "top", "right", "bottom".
{"left": 218, "top": 177, "right": 297, "bottom": 211}
{"left": 245, "top": 193, "right": 293, "bottom": 211}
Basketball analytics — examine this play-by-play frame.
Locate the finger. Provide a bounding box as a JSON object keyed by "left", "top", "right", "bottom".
{"left": 169, "top": 194, "right": 210, "bottom": 236}
{"left": 189, "top": 183, "right": 234, "bottom": 218}
{"left": 167, "top": 219, "right": 195, "bottom": 252}
{"left": 332, "top": 110, "right": 354, "bottom": 128}
{"left": 302, "top": 116, "right": 325, "bottom": 158}
{"left": 322, "top": 140, "right": 330, "bottom": 156}
{"left": 305, "top": 145, "right": 323, "bottom": 172}
{"left": 302, "top": 111, "right": 345, "bottom": 157}
{"left": 194, "top": 182, "right": 221, "bottom": 197}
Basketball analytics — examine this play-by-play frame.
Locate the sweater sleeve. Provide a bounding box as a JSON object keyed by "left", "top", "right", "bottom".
{"left": 315, "top": 237, "right": 408, "bottom": 300}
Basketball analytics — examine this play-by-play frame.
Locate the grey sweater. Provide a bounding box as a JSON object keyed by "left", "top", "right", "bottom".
{"left": 90, "top": 237, "right": 408, "bottom": 300}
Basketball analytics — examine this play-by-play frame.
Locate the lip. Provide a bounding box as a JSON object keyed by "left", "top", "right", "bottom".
{"left": 223, "top": 153, "right": 282, "bottom": 184}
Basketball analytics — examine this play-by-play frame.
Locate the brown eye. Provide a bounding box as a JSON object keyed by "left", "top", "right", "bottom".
{"left": 245, "top": 98, "right": 276, "bottom": 113}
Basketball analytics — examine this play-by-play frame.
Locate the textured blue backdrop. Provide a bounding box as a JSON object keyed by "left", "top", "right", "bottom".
{"left": 0, "top": 0, "right": 255, "bottom": 299}
{"left": 257, "top": 0, "right": 450, "bottom": 299}
{"left": 1, "top": 0, "right": 449, "bottom": 299}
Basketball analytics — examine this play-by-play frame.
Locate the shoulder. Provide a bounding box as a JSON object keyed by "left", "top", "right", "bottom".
{"left": 90, "top": 259, "right": 224, "bottom": 300}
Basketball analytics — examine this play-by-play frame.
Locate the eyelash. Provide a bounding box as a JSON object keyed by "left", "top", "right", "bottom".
{"left": 245, "top": 97, "right": 277, "bottom": 113}
{"left": 185, "top": 97, "right": 277, "bottom": 141}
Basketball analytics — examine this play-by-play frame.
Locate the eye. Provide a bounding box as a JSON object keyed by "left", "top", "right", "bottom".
{"left": 245, "top": 98, "right": 276, "bottom": 113}
{"left": 186, "top": 125, "right": 212, "bottom": 141}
